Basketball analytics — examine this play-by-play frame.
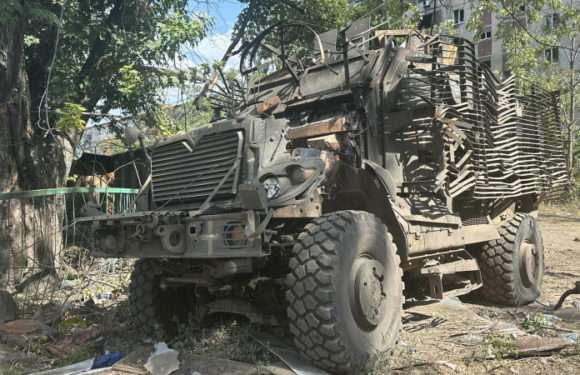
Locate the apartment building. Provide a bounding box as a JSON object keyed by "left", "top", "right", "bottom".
{"left": 415, "top": 0, "right": 579, "bottom": 75}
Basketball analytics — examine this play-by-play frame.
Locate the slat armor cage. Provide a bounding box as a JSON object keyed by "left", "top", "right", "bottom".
{"left": 402, "top": 35, "right": 568, "bottom": 202}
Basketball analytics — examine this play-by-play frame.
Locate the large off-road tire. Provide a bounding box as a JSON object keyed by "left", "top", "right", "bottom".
{"left": 478, "top": 213, "right": 544, "bottom": 306}
{"left": 128, "top": 259, "right": 196, "bottom": 336}
{"left": 285, "top": 211, "right": 404, "bottom": 373}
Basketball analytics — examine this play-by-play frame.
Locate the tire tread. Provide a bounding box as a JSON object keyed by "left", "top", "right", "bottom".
{"left": 285, "top": 211, "right": 404, "bottom": 373}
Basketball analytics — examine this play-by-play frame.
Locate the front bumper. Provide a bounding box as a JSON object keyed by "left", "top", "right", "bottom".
{"left": 77, "top": 210, "right": 267, "bottom": 258}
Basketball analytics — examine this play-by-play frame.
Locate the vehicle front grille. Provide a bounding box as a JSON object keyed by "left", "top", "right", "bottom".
{"left": 151, "top": 131, "right": 243, "bottom": 207}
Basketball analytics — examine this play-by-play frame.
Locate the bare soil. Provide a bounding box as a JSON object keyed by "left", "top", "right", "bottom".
{"left": 390, "top": 209, "right": 580, "bottom": 375}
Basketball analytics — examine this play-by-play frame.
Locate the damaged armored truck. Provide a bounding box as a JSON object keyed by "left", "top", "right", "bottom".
{"left": 78, "top": 20, "right": 568, "bottom": 373}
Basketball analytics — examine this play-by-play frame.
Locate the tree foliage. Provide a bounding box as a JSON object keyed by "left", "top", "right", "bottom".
{"left": 42, "top": 1, "right": 206, "bottom": 114}
{"left": 1, "top": 0, "right": 210, "bottom": 147}
{"left": 232, "top": 0, "right": 418, "bottom": 57}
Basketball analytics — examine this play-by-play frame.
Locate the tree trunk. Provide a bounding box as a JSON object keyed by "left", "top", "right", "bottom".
{"left": 0, "top": 17, "right": 68, "bottom": 294}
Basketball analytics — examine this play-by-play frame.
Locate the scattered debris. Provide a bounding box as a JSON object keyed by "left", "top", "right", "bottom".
{"left": 405, "top": 316, "right": 447, "bottom": 332}
{"left": 91, "top": 351, "right": 124, "bottom": 369}
{"left": 45, "top": 326, "right": 101, "bottom": 358}
{"left": 251, "top": 332, "right": 329, "bottom": 375}
{"left": 144, "top": 342, "right": 180, "bottom": 375}
{"left": 560, "top": 332, "right": 577, "bottom": 344}
{"left": 112, "top": 345, "right": 152, "bottom": 374}
{"left": 0, "top": 290, "right": 18, "bottom": 323}
{"left": 391, "top": 359, "right": 458, "bottom": 372}
{"left": 449, "top": 331, "right": 485, "bottom": 346}
{"left": 0, "top": 319, "right": 49, "bottom": 335}
{"left": 28, "top": 359, "right": 94, "bottom": 375}
{"left": 521, "top": 312, "right": 557, "bottom": 332}
{"left": 489, "top": 321, "right": 525, "bottom": 337}
{"left": 511, "top": 336, "right": 573, "bottom": 357}
{"left": 552, "top": 307, "right": 580, "bottom": 322}
{"left": 0, "top": 342, "right": 26, "bottom": 362}
{"left": 405, "top": 298, "right": 491, "bottom": 328}
{"left": 554, "top": 281, "right": 580, "bottom": 310}
{"left": 27, "top": 351, "right": 124, "bottom": 375}
{"left": 181, "top": 355, "right": 292, "bottom": 375}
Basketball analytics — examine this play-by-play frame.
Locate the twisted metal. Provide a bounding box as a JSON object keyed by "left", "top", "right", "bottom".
{"left": 407, "top": 35, "right": 568, "bottom": 202}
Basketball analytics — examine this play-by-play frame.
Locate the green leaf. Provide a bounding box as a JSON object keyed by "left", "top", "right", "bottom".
{"left": 56, "top": 103, "right": 86, "bottom": 131}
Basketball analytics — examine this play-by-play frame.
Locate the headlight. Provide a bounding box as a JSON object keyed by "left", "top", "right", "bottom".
{"left": 262, "top": 176, "right": 281, "bottom": 199}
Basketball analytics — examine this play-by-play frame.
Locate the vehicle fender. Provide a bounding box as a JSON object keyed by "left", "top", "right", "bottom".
{"left": 361, "top": 160, "right": 409, "bottom": 263}
{"left": 362, "top": 159, "right": 397, "bottom": 197}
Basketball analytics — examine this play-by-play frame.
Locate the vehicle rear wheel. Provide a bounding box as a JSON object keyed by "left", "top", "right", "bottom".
{"left": 477, "top": 213, "right": 544, "bottom": 306}
{"left": 285, "top": 211, "right": 404, "bottom": 373}
{"left": 128, "top": 259, "right": 196, "bottom": 336}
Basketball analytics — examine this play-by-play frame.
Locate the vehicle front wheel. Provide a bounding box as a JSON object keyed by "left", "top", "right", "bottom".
{"left": 285, "top": 211, "right": 404, "bottom": 373}
{"left": 128, "top": 259, "right": 197, "bottom": 336}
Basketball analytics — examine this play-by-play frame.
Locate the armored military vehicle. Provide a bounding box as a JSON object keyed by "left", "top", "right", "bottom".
{"left": 79, "top": 20, "right": 567, "bottom": 373}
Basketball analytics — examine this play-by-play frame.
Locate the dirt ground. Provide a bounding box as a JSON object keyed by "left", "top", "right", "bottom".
{"left": 391, "top": 208, "right": 580, "bottom": 375}
{"left": 1, "top": 208, "right": 579, "bottom": 375}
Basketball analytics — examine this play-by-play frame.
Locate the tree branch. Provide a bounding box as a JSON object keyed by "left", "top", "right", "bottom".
{"left": 192, "top": 16, "right": 249, "bottom": 108}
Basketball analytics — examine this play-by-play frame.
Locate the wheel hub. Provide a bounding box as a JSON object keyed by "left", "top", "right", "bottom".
{"left": 520, "top": 241, "right": 537, "bottom": 287}
{"left": 354, "top": 259, "right": 387, "bottom": 327}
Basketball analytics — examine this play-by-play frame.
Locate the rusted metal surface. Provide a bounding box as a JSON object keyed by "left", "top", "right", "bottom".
{"left": 407, "top": 224, "right": 499, "bottom": 255}
{"left": 256, "top": 95, "right": 281, "bottom": 114}
{"left": 286, "top": 116, "right": 349, "bottom": 140}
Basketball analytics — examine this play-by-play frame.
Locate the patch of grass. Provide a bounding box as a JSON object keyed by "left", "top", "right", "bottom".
{"left": 522, "top": 312, "right": 552, "bottom": 332}
{"left": 53, "top": 343, "right": 99, "bottom": 367}
{"left": 365, "top": 345, "right": 416, "bottom": 375}
{"left": 540, "top": 200, "right": 580, "bottom": 216}
{"left": 170, "top": 319, "right": 275, "bottom": 365}
{"left": 0, "top": 366, "right": 23, "bottom": 375}
{"left": 482, "top": 333, "right": 515, "bottom": 360}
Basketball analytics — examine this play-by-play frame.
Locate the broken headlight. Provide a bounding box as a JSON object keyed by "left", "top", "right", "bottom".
{"left": 262, "top": 176, "right": 282, "bottom": 199}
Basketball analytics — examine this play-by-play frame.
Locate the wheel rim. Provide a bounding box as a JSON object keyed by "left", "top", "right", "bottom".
{"left": 352, "top": 256, "right": 388, "bottom": 330}
{"left": 519, "top": 222, "right": 540, "bottom": 288}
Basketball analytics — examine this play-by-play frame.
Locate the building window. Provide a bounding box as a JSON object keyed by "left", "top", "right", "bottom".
{"left": 545, "top": 47, "right": 559, "bottom": 63}
{"left": 453, "top": 9, "right": 465, "bottom": 25}
{"left": 480, "top": 30, "right": 492, "bottom": 40}
{"left": 544, "top": 13, "right": 560, "bottom": 29}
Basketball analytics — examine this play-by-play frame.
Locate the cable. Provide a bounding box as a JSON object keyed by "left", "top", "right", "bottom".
{"left": 37, "top": 0, "right": 69, "bottom": 136}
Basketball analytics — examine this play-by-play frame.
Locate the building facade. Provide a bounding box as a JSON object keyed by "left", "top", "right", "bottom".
{"left": 415, "top": 0, "right": 580, "bottom": 76}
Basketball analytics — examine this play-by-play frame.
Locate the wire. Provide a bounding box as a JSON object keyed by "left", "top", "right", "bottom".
{"left": 37, "top": 0, "right": 69, "bottom": 136}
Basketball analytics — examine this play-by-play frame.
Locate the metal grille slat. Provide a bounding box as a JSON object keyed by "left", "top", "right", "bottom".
{"left": 151, "top": 131, "right": 242, "bottom": 207}
{"left": 153, "top": 156, "right": 235, "bottom": 174}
